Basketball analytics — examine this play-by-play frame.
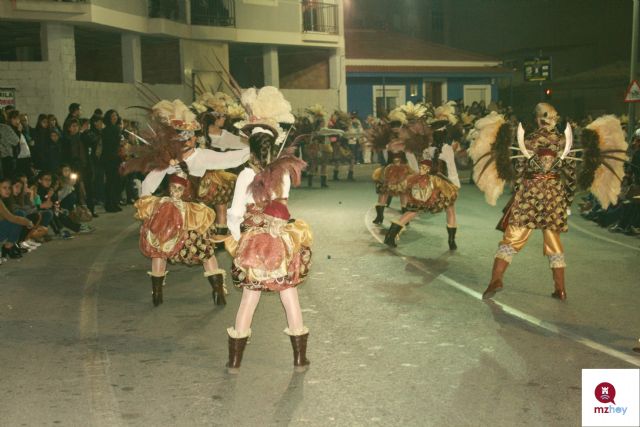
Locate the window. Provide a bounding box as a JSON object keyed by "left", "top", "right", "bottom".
{"left": 372, "top": 85, "right": 405, "bottom": 118}
{"left": 75, "top": 27, "right": 123, "bottom": 83}
{"left": 141, "top": 37, "right": 182, "bottom": 84}
{"left": 0, "top": 21, "right": 42, "bottom": 61}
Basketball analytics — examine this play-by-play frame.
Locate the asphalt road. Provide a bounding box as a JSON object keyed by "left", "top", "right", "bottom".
{"left": 1, "top": 165, "right": 639, "bottom": 426}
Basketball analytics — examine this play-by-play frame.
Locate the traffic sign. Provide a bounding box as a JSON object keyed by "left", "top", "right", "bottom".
{"left": 524, "top": 57, "right": 552, "bottom": 82}
{"left": 624, "top": 80, "right": 640, "bottom": 102}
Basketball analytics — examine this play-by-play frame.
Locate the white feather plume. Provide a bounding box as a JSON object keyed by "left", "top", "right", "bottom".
{"left": 469, "top": 112, "right": 506, "bottom": 205}
{"left": 586, "top": 115, "right": 628, "bottom": 209}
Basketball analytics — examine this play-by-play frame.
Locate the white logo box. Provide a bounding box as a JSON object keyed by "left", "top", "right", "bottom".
{"left": 582, "top": 369, "right": 639, "bottom": 427}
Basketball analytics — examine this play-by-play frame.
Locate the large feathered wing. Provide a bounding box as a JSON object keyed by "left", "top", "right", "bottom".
{"left": 468, "top": 113, "right": 513, "bottom": 206}
{"left": 579, "top": 115, "right": 628, "bottom": 209}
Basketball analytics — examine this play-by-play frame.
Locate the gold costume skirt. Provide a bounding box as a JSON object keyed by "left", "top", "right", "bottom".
{"left": 228, "top": 205, "right": 313, "bottom": 292}
{"left": 373, "top": 164, "right": 412, "bottom": 196}
{"left": 405, "top": 174, "right": 458, "bottom": 213}
{"left": 197, "top": 170, "right": 237, "bottom": 206}
{"left": 135, "top": 195, "right": 217, "bottom": 265}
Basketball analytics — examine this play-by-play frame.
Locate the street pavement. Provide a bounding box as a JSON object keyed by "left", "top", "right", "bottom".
{"left": 1, "top": 165, "right": 639, "bottom": 426}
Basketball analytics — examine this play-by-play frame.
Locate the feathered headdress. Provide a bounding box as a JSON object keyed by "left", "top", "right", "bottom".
{"left": 388, "top": 108, "right": 407, "bottom": 125}
{"left": 306, "top": 104, "right": 327, "bottom": 120}
{"left": 397, "top": 119, "right": 433, "bottom": 153}
{"left": 234, "top": 86, "right": 295, "bottom": 142}
{"left": 120, "top": 118, "right": 186, "bottom": 175}
{"left": 227, "top": 102, "right": 247, "bottom": 120}
{"left": 330, "top": 110, "right": 351, "bottom": 132}
{"left": 365, "top": 120, "right": 395, "bottom": 151}
{"left": 400, "top": 101, "right": 428, "bottom": 122}
{"left": 432, "top": 103, "right": 459, "bottom": 126}
{"left": 152, "top": 99, "right": 200, "bottom": 132}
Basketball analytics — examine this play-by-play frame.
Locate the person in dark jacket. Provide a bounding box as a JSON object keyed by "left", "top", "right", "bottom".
{"left": 101, "top": 109, "right": 123, "bottom": 212}
{"left": 81, "top": 114, "right": 103, "bottom": 217}
{"left": 31, "top": 114, "right": 50, "bottom": 170}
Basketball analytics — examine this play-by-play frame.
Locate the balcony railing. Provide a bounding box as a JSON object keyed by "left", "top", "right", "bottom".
{"left": 191, "top": 0, "right": 235, "bottom": 27}
{"left": 301, "top": 1, "right": 338, "bottom": 34}
{"left": 148, "top": 0, "right": 188, "bottom": 23}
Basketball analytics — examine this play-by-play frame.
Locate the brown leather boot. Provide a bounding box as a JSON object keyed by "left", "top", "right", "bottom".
{"left": 226, "top": 329, "right": 250, "bottom": 373}
{"left": 206, "top": 271, "right": 226, "bottom": 306}
{"left": 149, "top": 273, "right": 166, "bottom": 307}
{"left": 482, "top": 258, "right": 509, "bottom": 300}
{"left": 289, "top": 333, "right": 310, "bottom": 372}
{"left": 551, "top": 267, "right": 567, "bottom": 300}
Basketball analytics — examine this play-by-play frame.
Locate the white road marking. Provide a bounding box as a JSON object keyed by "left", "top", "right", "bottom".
{"left": 365, "top": 207, "right": 640, "bottom": 367}
{"left": 569, "top": 219, "right": 640, "bottom": 252}
{"left": 80, "top": 222, "right": 139, "bottom": 427}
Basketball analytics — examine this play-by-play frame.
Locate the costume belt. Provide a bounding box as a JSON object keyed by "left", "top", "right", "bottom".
{"left": 525, "top": 172, "right": 559, "bottom": 181}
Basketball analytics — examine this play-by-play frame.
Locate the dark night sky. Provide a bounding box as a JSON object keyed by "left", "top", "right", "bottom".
{"left": 346, "top": 0, "right": 634, "bottom": 78}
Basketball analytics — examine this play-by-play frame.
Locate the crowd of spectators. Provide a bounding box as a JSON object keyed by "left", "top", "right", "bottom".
{"left": 0, "top": 102, "right": 142, "bottom": 266}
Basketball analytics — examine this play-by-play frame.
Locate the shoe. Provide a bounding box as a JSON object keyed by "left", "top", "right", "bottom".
{"left": 385, "top": 196, "right": 393, "bottom": 208}
{"left": 206, "top": 271, "right": 226, "bottom": 306}
{"left": 551, "top": 267, "right": 567, "bottom": 300}
{"left": 482, "top": 258, "right": 510, "bottom": 299}
{"left": 61, "top": 230, "right": 74, "bottom": 240}
{"left": 320, "top": 176, "right": 328, "bottom": 188}
{"left": 286, "top": 329, "right": 310, "bottom": 372}
{"left": 447, "top": 226, "right": 458, "bottom": 251}
{"left": 91, "top": 212, "right": 99, "bottom": 218}
{"left": 18, "top": 241, "right": 36, "bottom": 251}
{"left": 24, "top": 239, "right": 41, "bottom": 248}
{"left": 372, "top": 205, "right": 385, "bottom": 225}
{"left": 226, "top": 329, "right": 250, "bottom": 373}
{"left": 384, "top": 222, "right": 404, "bottom": 247}
{"left": 149, "top": 273, "right": 165, "bottom": 307}
{"left": 78, "top": 225, "right": 94, "bottom": 234}
{"left": 16, "top": 243, "right": 30, "bottom": 253}
{"left": 2, "top": 245, "right": 22, "bottom": 259}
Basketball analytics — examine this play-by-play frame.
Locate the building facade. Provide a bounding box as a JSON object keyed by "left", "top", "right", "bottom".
{"left": 0, "top": 0, "right": 346, "bottom": 122}
{"left": 345, "top": 29, "right": 510, "bottom": 119}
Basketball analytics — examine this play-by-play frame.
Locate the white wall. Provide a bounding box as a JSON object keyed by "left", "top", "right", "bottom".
{"left": 282, "top": 89, "right": 340, "bottom": 115}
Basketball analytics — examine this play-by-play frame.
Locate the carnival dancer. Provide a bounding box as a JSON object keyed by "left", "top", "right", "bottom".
{"left": 470, "top": 104, "right": 627, "bottom": 300}
{"left": 423, "top": 103, "right": 463, "bottom": 250}
{"left": 224, "top": 86, "right": 313, "bottom": 373}
{"left": 329, "top": 110, "right": 355, "bottom": 181}
{"left": 369, "top": 104, "right": 422, "bottom": 225}
{"left": 383, "top": 116, "right": 459, "bottom": 247}
{"left": 125, "top": 99, "right": 250, "bottom": 307}
{"left": 301, "top": 104, "right": 332, "bottom": 188}
{"left": 193, "top": 92, "right": 248, "bottom": 239}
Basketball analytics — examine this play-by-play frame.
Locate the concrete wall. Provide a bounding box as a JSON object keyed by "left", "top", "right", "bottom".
{"left": 282, "top": 89, "right": 340, "bottom": 115}
{"left": 235, "top": 0, "right": 301, "bottom": 33}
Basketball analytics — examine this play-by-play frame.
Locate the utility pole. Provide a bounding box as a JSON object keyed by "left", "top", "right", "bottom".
{"left": 628, "top": 0, "right": 639, "bottom": 141}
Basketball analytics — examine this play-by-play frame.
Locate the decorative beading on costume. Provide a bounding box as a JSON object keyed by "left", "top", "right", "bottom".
{"left": 495, "top": 244, "right": 517, "bottom": 263}
{"left": 547, "top": 253, "right": 566, "bottom": 268}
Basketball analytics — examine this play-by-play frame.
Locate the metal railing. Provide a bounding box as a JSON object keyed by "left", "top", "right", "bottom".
{"left": 191, "top": 0, "right": 235, "bottom": 27}
{"left": 301, "top": 1, "right": 338, "bottom": 34}
{"left": 148, "top": 0, "right": 188, "bottom": 23}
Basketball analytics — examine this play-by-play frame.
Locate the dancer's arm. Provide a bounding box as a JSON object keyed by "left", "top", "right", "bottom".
{"left": 140, "top": 167, "right": 170, "bottom": 196}
{"left": 227, "top": 168, "right": 254, "bottom": 241}
{"left": 442, "top": 145, "right": 461, "bottom": 188}
{"left": 194, "top": 147, "right": 249, "bottom": 175}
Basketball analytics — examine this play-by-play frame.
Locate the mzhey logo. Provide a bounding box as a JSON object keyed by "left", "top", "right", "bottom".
{"left": 595, "top": 382, "right": 617, "bottom": 405}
